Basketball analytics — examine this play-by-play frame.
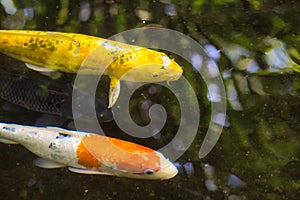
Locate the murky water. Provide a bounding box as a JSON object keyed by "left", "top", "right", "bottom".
{"left": 0, "top": 1, "right": 299, "bottom": 200}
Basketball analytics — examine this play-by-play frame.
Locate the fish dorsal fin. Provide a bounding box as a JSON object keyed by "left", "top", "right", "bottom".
{"left": 33, "top": 158, "right": 66, "bottom": 168}
{"left": 68, "top": 167, "right": 114, "bottom": 176}
{"left": 25, "top": 63, "right": 57, "bottom": 72}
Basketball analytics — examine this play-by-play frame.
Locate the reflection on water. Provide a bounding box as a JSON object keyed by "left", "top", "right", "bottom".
{"left": 0, "top": 1, "right": 299, "bottom": 199}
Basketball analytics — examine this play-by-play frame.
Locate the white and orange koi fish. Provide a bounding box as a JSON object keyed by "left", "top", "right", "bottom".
{"left": 0, "top": 122, "right": 178, "bottom": 180}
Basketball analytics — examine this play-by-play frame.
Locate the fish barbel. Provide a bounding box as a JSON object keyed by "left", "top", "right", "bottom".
{"left": 0, "top": 30, "right": 183, "bottom": 107}
{"left": 0, "top": 122, "right": 178, "bottom": 180}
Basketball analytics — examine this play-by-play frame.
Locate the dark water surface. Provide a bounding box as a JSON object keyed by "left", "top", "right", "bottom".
{"left": 0, "top": 1, "right": 299, "bottom": 200}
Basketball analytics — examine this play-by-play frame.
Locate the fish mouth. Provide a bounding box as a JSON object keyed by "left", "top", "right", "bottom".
{"left": 158, "top": 163, "right": 179, "bottom": 180}
{"left": 158, "top": 155, "right": 179, "bottom": 180}
{"left": 168, "top": 72, "right": 182, "bottom": 82}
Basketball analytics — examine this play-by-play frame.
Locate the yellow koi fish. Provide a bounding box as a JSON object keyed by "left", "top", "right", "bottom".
{"left": 0, "top": 122, "right": 178, "bottom": 180}
{"left": 0, "top": 30, "right": 183, "bottom": 107}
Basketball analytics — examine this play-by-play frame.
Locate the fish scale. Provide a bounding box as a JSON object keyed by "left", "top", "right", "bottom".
{"left": 0, "top": 70, "right": 113, "bottom": 122}
{"left": 0, "top": 72, "right": 66, "bottom": 115}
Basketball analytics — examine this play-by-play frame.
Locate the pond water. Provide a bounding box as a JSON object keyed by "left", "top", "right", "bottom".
{"left": 0, "top": 1, "right": 299, "bottom": 200}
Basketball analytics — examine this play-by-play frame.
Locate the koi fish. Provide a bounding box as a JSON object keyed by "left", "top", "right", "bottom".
{"left": 0, "top": 30, "right": 183, "bottom": 108}
{"left": 0, "top": 122, "right": 178, "bottom": 180}
{"left": 0, "top": 70, "right": 112, "bottom": 122}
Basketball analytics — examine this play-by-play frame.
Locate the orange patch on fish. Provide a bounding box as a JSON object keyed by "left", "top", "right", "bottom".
{"left": 76, "top": 138, "right": 100, "bottom": 169}
{"left": 107, "top": 137, "right": 154, "bottom": 154}
{"left": 80, "top": 134, "right": 161, "bottom": 173}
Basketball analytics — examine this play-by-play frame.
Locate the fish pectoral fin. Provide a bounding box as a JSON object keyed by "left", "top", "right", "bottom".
{"left": 0, "top": 137, "right": 18, "bottom": 144}
{"left": 33, "top": 158, "right": 66, "bottom": 169}
{"left": 68, "top": 167, "right": 114, "bottom": 176}
{"left": 25, "top": 63, "right": 56, "bottom": 73}
{"left": 108, "top": 77, "right": 120, "bottom": 108}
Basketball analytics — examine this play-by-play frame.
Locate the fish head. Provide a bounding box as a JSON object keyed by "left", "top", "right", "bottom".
{"left": 102, "top": 137, "right": 178, "bottom": 180}
{"left": 110, "top": 151, "right": 178, "bottom": 180}
{"left": 78, "top": 135, "right": 178, "bottom": 180}
{"left": 113, "top": 48, "right": 183, "bottom": 83}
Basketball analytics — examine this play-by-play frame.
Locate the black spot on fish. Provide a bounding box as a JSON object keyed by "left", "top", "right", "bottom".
{"left": 28, "top": 43, "right": 37, "bottom": 50}
{"left": 47, "top": 46, "right": 55, "bottom": 51}
{"left": 2, "top": 126, "right": 9, "bottom": 131}
{"left": 56, "top": 133, "right": 71, "bottom": 139}
{"left": 49, "top": 143, "right": 53, "bottom": 148}
{"left": 2, "top": 127, "right": 16, "bottom": 132}
{"left": 68, "top": 42, "right": 73, "bottom": 50}
{"left": 2, "top": 39, "right": 8, "bottom": 44}
{"left": 29, "top": 131, "right": 37, "bottom": 135}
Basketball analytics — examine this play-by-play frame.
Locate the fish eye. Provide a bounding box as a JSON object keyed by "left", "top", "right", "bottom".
{"left": 144, "top": 169, "right": 154, "bottom": 175}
